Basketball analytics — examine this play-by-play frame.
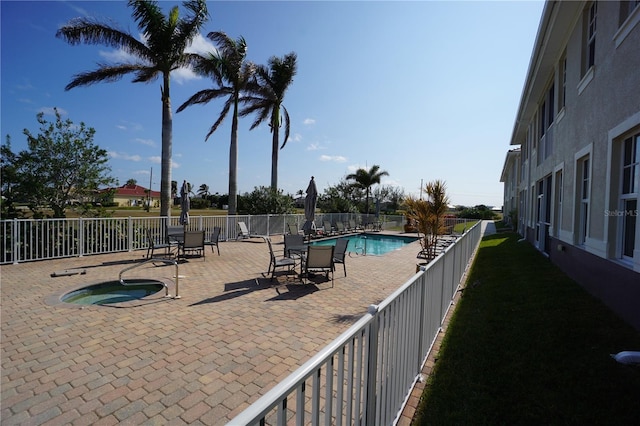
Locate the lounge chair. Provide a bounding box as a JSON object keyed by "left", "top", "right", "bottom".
{"left": 205, "top": 226, "right": 221, "bottom": 255}
{"left": 237, "top": 221, "right": 263, "bottom": 240}
{"left": 179, "top": 230, "right": 205, "bottom": 260}
{"left": 264, "top": 237, "right": 297, "bottom": 281}
{"left": 303, "top": 245, "right": 335, "bottom": 286}
{"left": 287, "top": 222, "right": 302, "bottom": 235}
{"left": 335, "top": 221, "right": 347, "bottom": 234}
{"left": 146, "top": 228, "right": 172, "bottom": 259}
{"left": 332, "top": 238, "right": 349, "bottom": 276}
{"left": 323, "top": 220, "right": 336, "bottom": 236}
{"left": 349, "top": 219, "right": 363, "bottom": 232}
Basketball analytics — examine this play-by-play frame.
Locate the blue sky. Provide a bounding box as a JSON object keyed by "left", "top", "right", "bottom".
{"left": 1, "top": 0, "right": 544, "bottom": 208}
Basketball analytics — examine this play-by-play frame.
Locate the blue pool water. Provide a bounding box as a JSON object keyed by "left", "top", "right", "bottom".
{"left": 311, "top": 233, "right": 419, "bottom": 256}
{"left": 62, "top": 280, "right": 165, "bottom": 305}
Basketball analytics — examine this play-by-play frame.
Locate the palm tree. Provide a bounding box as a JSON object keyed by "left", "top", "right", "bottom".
{"left": 346, "top": 165, "right": 389, "bottom": 214}
{"left": 56, "top": 0, "right": 209, "bottom": 217}
{"left": 177, "top": 32, "right": 252, "bottom": 216}
{"left": 197, "top": 183, "right": 209, "bottom": 198}
{"left": 241, "top": 52, "right": 297, "bottom": 191}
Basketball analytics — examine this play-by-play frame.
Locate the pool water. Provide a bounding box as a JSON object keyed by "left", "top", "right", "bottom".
{"left": 62, "top": 280, "right": 165, "bottom": 305}
{"left": 311, "top": 233, "right": 419, "bottom": 256}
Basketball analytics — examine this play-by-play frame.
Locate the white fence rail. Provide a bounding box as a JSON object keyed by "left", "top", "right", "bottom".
{"left": 0, "top": 213, "right": 432, "bottom": 264}
{"left": 231, "top": 222, "right": 482, "bottom": 425}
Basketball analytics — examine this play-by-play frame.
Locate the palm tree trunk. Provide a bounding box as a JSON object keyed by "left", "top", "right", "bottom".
{"left": 270, "top": 109, "right": 279, "bottom": 190}
{"left": 160, "top": 74, "right": 172, "bottom": 217}
{"left": 228, "top": 98, "right": 239, "bottom": 215}
{"left": 271, "top": 126, "right": 279, "bottom": 190}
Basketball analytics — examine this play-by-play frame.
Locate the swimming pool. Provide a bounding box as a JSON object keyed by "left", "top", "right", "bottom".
{"left": 311, "top": 233, "right": 419, "bottom": 256}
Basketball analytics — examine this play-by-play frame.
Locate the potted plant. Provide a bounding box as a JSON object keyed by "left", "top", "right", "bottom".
{"left": 404, "top": 180, "right": 450, "bottom": 269}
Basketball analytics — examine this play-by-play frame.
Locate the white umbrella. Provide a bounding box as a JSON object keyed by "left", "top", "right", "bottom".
{"left": 302, "top": 176, "right": 317, "bottom": 235}
{"left": 179, "top": 180, "right": 190, "bottom": 226}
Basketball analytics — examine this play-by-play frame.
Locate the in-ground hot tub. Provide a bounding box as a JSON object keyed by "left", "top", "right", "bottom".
{"left": 60, "top": 279, "right": 167, "bottom": 305}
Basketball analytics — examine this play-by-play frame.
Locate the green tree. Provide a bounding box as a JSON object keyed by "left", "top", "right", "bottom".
{"left": 177, "top": 32, "right": 252, "bottom": 215}
{"left": 126, "top": 178, "right": 137, "bottom": 187}
{"left": 241, "top": 52, "right": 297, "bottom": 190}
{"left": 56, "top": 0, "right": 209, "bottom": 217}
{"left": 317, "top": 179, "right": 359, "bottom": 213}
{"left": 5, "top": 109, "right": 115, "bottom": 218}
{"left": 346, "top": 165, "right": 389, "bottom": 214}
{"left": 239, "top": 186, "right": 294, "bottom": 215}
{"left": 0, "top": 136, "right": 26, "bottom": 219}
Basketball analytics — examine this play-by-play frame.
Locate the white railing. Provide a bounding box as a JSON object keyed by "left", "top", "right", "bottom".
{"left": 231, "top": 222, "right": 482, "bottom": 425}
{"left": 0, "top": 213, "right": 428, "bottom": 264}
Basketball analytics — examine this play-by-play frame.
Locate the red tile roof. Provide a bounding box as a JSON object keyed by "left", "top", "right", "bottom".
{"left": 106, "top": 184, "right": 161, "bottom": 198}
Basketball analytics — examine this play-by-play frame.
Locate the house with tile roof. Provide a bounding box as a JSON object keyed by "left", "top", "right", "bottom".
{"left": 105, "top": 183, "right": 161, "bottom": 208}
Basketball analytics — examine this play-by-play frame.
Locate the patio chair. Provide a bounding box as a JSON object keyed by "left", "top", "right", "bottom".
{"left": 166, "top": 225, "right": 184, "bottom": 248}
{"left": 284, "top": 234, "right": 305, "bottom": 260}
{"left": 179, "top": 230, "right": 205, "bottom": 260}
{"left": 332, "top": 238, "right": 349, "bottom": 277}
{"left": 303, "top": 245, "right": 335, "bottom": 286}
{"left": 146, "top": 228, "right": 172, "bottom": 259}
{"left": 237, "top": 221, "right": 264, "bottom": 240}
{"left": 205, "top": 226, "right": 221, "bottom": 255}
{"left": 264, "top": 237, "right": 297, "bottom": 281}
{"left": 336, "top": 221, "right": 347, "bottom": 234}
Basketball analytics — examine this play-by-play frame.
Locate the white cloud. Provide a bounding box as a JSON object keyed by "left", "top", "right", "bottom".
{"left": 319, "top": 155, "right": 347, "bottom": 163}
{"left": 303, "top": 118, "right": 316, "bottom": 125}
{"left": 307, "top": 143, "right": 321, "bottom": 151}
{"left": 149, "top": 156, "right": 180, "bottom": 169}
{"left": 133, "top": 169, "right": 150, "bottom": 176}
{"left": 109, "top": 151, "right": 141, "bottom": 161}
{"left": 135, "top": 138, "right": 155, "bottom": 147}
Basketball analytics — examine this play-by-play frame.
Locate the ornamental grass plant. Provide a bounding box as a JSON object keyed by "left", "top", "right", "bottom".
{"left": 413, "top": 232, "right": 640, "bottom": 425}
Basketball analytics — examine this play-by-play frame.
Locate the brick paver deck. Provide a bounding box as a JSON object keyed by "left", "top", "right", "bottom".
{"left": 2, "top": 232, "right": 431, "bottom": 425}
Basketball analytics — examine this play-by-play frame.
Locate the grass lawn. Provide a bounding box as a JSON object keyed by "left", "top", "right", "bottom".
{"left": 412, "top": 232, "right": 640, "bottom": 425}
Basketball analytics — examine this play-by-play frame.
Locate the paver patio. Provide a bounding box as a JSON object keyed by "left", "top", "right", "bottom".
{"left": 1, "top": 232, "right": 428, "bottom": 425}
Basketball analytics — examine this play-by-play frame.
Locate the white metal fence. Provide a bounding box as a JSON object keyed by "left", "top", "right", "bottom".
{"left": 231, "top": 222, "right": 482, "bottom": 425}
{"left": 0, "top": 213, "right": 418, "bottom": 264}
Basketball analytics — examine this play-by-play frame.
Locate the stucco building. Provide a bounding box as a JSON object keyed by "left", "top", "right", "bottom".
{"left": 502, "top": 1, "right": 640, "bottom": 329}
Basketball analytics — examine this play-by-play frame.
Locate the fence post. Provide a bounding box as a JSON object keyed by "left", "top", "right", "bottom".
{"left": 78, "top": 218, "right": 84, "bottom": 258}
{"left": 365, "top": 304, "right": 379, "bottom": 425}
{"left": 128, "top": 217, "right": 134, "bottom": 252}
{"left": 12, "top": 218, "right": 19, "bottom": 264}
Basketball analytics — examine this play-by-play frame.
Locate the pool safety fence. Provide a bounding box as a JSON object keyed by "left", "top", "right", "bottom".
{"left": 231, "top": 221, "right": 482, "bottom": 425}
{"left": 0, "top": 214, "right": 475, "bottom": 264}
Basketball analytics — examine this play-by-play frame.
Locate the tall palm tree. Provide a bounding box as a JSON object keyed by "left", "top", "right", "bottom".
{"left": 197, "top": 183, "right": 209, "bottom": 198}
{"left": 241, "top": 52, "right": 297, "bottom": 191}
{"left": 346, "top": 165, "right": 389, "bottom": 214}
{"left": 177, "top": 32, "right": 252, "bottom": 215}
{"left": 56, "top": 0, "right": 209, "bottom": 217}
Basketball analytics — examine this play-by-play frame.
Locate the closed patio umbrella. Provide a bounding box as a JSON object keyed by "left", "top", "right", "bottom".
{"left": 302, "top": 176, "right": 317, "bottom": 236}
{"left": 179, "top": 180, "right": 190, "bottom": 227}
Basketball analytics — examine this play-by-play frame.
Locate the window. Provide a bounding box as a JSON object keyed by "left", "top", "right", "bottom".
{"left": 559, "top": 54, "right": 567, "bottom": 109}
{"left": 538, "top": 84, "right": 555, "bottom": 165}
{"left": 554, "top": 170, "right": 563, "bottom": 237}
{"left": 582, "top": 2, "right": 597, "bottom": 75}
{"left": 619, "top": 0, "right": 640, "bottom": 25}
{"left": 619, "top": 134, "right": 639, "bottom": 259}
{"left": 578, "top": 156, "right": 591, "bottom": 245}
